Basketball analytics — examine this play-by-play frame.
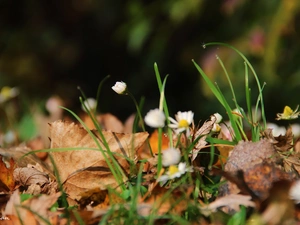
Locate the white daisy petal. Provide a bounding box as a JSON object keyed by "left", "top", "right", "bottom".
{"left": 144, "top": 108, "right": 166, "bottom": 128}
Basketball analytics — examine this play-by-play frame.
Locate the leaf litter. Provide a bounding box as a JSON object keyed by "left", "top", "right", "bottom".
{"left": 1, "top": 104, "right": 300, "bottom": 224}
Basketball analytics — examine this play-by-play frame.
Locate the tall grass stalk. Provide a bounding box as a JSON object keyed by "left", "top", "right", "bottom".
{"left": 194, "top": 42, "right": 266, "bottom": 142}
{"left": 204, "top": 42, "right": 267, "bottom": 130}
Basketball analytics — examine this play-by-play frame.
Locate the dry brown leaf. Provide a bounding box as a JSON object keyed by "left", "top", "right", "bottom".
{"left": 49, "top": 120, "right": 148, "bottom": 201}
{"left": 200, "top": 194, "right": 255, "bottom": 216}
{"left": 82, "top": 113, "right": 124, "bottom": 132}
{"left": 3, "top": 190, "right": 38, "bottom": 225}
{"left": 274, "top": 126, "right": 294, "bottom": 152}
{"left": 14, "top": 167, "right": 50, "bottom": 187}
{"left": 262, "top": 127, "right": 293, "bottom": 152}
{"left": 218, "top": 163, "right": 294, "bottom": 202}
{"left": 191, "top": 116, "right": 216, "bottom": 161}
{"left": 4, "top": 189, "right": 61, "bottom": 225}
{"left": 295, "top": 137, "right": 300, "bottom": 153}
{"left": 0, "top": 146, "right": 53, "bottom": 176}
{"left": 0, "top": 155, "right": 15, "bottom": 192}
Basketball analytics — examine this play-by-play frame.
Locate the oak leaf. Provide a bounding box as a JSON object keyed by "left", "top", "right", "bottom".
{"left": 49, "top": 120, "right": 148, "bottom": 201}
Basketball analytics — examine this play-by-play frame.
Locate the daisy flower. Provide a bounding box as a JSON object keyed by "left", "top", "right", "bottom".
{"left": 81, "top": 98, "right": 97, "bottom": 112}
{"left": 169, "top": 111, "right": 194, "bottom": 136}
{"left": 162, "top": 147, "right": 181, "bottom": 167}
{"left": 112, "top": 81, "right": 127, "bottom": 94}
{"left": 157, "top": 162, "right": 193, "bottom": 184}
{"left": 144, "top": 108, "right": 166, "bottom": 128}
{"left": 276, "top": 105, "right": 300, "bottom": 120}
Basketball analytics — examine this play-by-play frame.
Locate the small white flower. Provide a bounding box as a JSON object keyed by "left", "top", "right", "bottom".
{"left": 211, "top": 113, "right": 222, "bottom": 124}
{"left": 112, "top": 81, "right": 127, "bottom": 94}
{"left": 157, "top": 162, "right": 193, "bottom": 184}
{"left": 0, "top": 86, "right": 19, "bottom": 104}
{"left": 168, "top": 111, "right": 194, "bottom": 135}
{"left": 144, "top": 108, "right": 166, "bottom": 128}
{"left": 162, "top": 148, "right": 181, "bottom": 167}
{"left": 212, "top": 123, "right": 221, "bottom": 133}
{"left": 81, "top": 98, "right": 97, "bottom": 112}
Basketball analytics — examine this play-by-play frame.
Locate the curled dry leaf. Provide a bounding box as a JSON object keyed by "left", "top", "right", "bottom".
{"left": 13, "top": 167, "right": 50, "bottom": 187}
{"left": 191, "top": 116, "right": 216, "bottom": 161}
{"left": 219, "top": 163, "right": 295, "bottom": 202}
{"left": 49, "top": 120, "right": 148, "bottom": 201}
{"left": 0, "top": 146, "right": 53, "bottom": 176}
{"left": 13, "top": 166, "right": 53, "bottom": 195}
{"left": 219, "top": 139, "right": 296, "bottom": 205}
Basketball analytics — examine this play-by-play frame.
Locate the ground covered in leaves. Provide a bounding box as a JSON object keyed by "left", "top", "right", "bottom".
{"left": 0, "top": 108, "right": 300, "bottom": 225}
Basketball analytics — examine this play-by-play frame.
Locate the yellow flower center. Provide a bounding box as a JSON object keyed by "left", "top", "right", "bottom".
{"left": 168, "top": 165, "right": 179, "bottom": 175}
{"left": 283, "top": 106, "right": 293, "bottom": 116}
{"left": 178, "top": 119, "right": 189, "bottom": 128}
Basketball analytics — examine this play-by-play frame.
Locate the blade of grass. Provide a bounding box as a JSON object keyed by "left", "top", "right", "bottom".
{"left": 192, "top": 60, "right": 225, "bottom": 107}
{"left": 204, "top": 42, "right": 266, "bottom": 129}
{"left": 154, "top": 63, "right": 173, "bottom": 147}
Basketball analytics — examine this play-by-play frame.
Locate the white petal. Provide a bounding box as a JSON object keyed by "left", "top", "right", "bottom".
{"left": 162, "top": 148, "right": 181, "bottom": 167}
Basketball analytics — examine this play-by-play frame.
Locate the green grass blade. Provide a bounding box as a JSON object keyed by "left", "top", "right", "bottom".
{"left": 204, "top": 42, "right": 266, "bottom": 128}
{"left": 192, "top": 59, "right": 224, "bottom": 107}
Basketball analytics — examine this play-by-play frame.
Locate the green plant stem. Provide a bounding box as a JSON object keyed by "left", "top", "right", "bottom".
{"left": 127, "top": 91, "right": 146, "bottom": 133}
{"left": 204, "top": 42, "right": 267, "bottom": 129}
{"left": 157, "top": 127, "right": 163, "bottom": 175}
{"left": 154, "top": 63, "right": 173, "bottom": 148}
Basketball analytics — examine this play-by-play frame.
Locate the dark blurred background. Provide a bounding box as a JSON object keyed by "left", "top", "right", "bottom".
{"left": 1, "top": 0, "right": 300, "bottom": 124}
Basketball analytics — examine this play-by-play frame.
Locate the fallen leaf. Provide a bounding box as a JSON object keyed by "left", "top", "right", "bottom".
{"left": 274, "top": 127, "right": 293, "bottom": 152}
{"left": 4, "top": 190, "right": 61, "bottom": 225}
{"left": 218, "top": 163, "right": 294, "bottom": 201}
{"left": 148, "top": 129, "right": 170, "bottom": 154}
{"left": 200, "top": 194, "right": 255, "bottom": 216}
{"left": 49, "top": 120, "right": 148, "bottom": 201}
{"left": 0, "top": 146, "right": 53, "bottom": 175}
{"left": 0, "top": 155, "right": 15, "bottom": 192}
{"left": 191, "top": 116, "right": 216, "bottom": 161}
{"left": 14, "top": 167, "right": 50, "bottom": 187}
